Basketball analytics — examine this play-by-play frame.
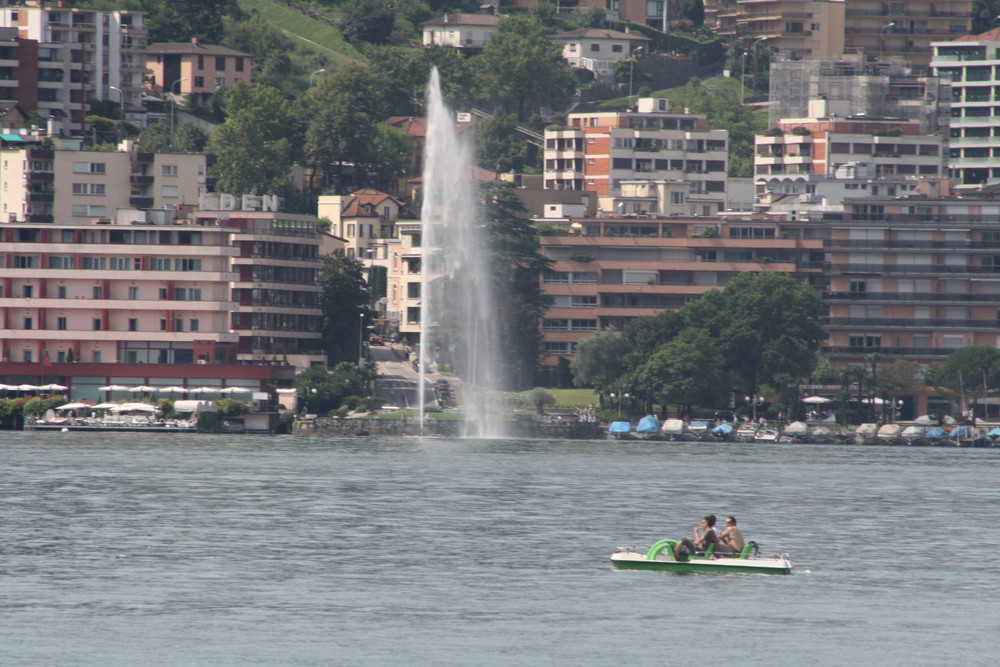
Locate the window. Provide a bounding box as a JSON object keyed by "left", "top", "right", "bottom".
{"left": 162, "top": 185, "right": 178, "bottom": 198}
{"left": 848, "top": 334, "right": 881, "bottom": 349}
{"left": 23, "top": 316, "right": 33, "bottom": 330}
{"left": 612, "top": 44, "right": 623, "bottom": 53}
{"left": 22, "top": 285, "right": 33, "bottom": 298}
{"left": 151, "top": 258, "right": 171, "bottom": 271}
{"left": 92, "top": 285, "right": 103, "bottom": 299}
{"left": 72, "top": 205, "right": 106, "bottom": 217}
{"left": 189, "top": 288, "right": 202, "bottom": 301}
{"left": 235, "top": 57, "right": 245, "bottom": 72}
{"left": 214, "top": 77, "right": 226, "bottom": 89}
{"left": 194, "top": 76, "right": 204, "bottom": 87}
{"left": 93, "top": 317, "right": 102, "bottom": 330}
{"left": 128, "top": 286, "right": 138, "bottom": 300}
{"left": 14, "top": 256, "right": 39, "bottom": 268}
{"left": 590, "top": 43, "right": 600, "bottom": 52}
{"left": 110, "top": 257, "right": 132, "bottom": 270}
{"left": 23, "top": 350, "right": 32, "bottom": 362}
{"left": 176, "top": 258, "right": 201, "bottom": 271}
{"left": 82, "top": 257, "right": 106, "bottom": 270}
{"left": 189, "top": 319, "right": 199, "bottom": 332}
{"left": 849, "top": 280, "right": 866, "bottom": 293}
{"left": 215, "top": 56, "right": 226, "bottom": 71}
{"left": 174, "top": 319, "right": 183, "bottom": 332}
{"left": 72, "top": 162, "right": 106, "bottom": 174}
{"left": 49, "top": 256, "right": 74, "bottom": 269}
{"left": 72, "top": 182, "right": 105, "bottom": 195}
{"left": 57, "top": 285, "right": 67, "bottom": 298}
{"left": 92, "top": 350, "right": 101, "bottom": 363}
{"left": 670, "top": 191, "right": 685, "bottom": 205}
{"left": 128, "top": 318, "right": 138, "bottom": 331}
{"left": 162, "top": 164, "right": 178, "bottom": 177}
{"left": 159, "top": 288, "right": 168, "bottom": 300}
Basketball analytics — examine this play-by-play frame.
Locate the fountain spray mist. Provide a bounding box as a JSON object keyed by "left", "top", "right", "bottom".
{"left": 419, "top": 69, "right": 507, "bottom": 437}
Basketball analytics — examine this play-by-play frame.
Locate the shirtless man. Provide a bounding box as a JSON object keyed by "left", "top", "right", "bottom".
{"left": 716, "top": 516, "right": 745, "bottom": 554}
{"left": 674, "top": 514, "right": 719, "bottom": 559}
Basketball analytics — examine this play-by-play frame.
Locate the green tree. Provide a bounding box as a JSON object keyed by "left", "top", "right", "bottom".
{"left": 341, "top": 0, "right": 396, "bottom": 45}
{"left": 476, "top": 110, "right": 526, "bottom": 173}
{"left": 223, "top": 13, "right": 307, "bottom": 95}
{"left": 317, "top": 251, "right": 370, "bottom": 365}
{"left": 366, "top": 45, "right": 475, "bottom": 116}
{"left": 172, "top": 123, "right": 208, "bottom": 152}
{"left": 206, "top": 82, "right": 301, "bottom": 198}
{"left": 572, "top": 327, "right": 629, "bottom": 396}
{"left": 929, "top": 345, "right": 1000, "bottom": 419}
{"left": 972, "top": 0, "right": 1000, "bottom": 32}
{"left": 473, "top": 16, "right": 575, "bottom": 120}
{"left": 294, "top": 363, "right": 368, "bottom": 414}
{"left": 362, "top": 123, "right": 414, "bottom": 191}
{"left": 635, "top": 327, "right": 725, "bottom": 417}
{"left": 528, "top": 386, "right": 556, "bottom": 415}
{"left": 682, "top": 272, "right": 825, "bottom": 402}
{"left": 144, "top": 0, "right": 238, "bottom": 44}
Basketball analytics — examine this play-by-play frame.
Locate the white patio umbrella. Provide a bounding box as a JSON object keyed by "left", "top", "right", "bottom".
{"left": 801, "top": 396, "right": 833, "bottom": 404}
{"left": 861, "top": 397, "right": 885, "bottom": 405}
{"left": 219, "top": 386, "right": 252, "bottom": 394}
{"left": 91, "top": 403, "right": 118, "bottom": 409}
{"left": 130, "top": 385, "right": 158, "bottom": 393}
{"left": 0, "top": 383, "right": 17, "bottom": 390}
{"left": 98, "top": 385, "right": 130, "bottom": 392}
{"left": 17, "top": 384, "right": 39, "bottom": 391}
{"left": 56, "top": 402, "right": 91, "bottom": 411}
{"left": 39, "top": 383, "right": 68, "bottom": 391}
{"left": 187, "top": 387, "right": 218, "bottom": 394}
{"left": 112, "top": 403, "right": 160, "bottom": 412}
{"left": 159, "top": 386, "right": 188, "bottom": 393}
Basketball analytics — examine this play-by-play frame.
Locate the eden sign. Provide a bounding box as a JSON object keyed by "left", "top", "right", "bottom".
{"left": 198, "top": 192, "right": 281, "bottom": 212}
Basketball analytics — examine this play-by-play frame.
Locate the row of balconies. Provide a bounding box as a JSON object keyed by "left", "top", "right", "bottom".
{"left": 829, "top": 263, "right": 1000, "bottom": 275}
{"left": 826, "top": 317, "right": 1000, "bottom": 329}
{"left": 824, "top": 346, "right": 963, "bottom": 359}
{"left": 826, "top": 291, "right": 1000, "bottom": 302}
{"left": 828, "top": 239, "right": 1000, "bottom": 250}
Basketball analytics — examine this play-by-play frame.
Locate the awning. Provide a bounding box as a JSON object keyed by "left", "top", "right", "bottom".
{"left": 0, "top": 134, "right": 24, "bottom": 142}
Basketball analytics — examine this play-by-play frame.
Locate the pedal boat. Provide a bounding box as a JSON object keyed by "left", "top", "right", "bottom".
{"left": 610, "top": 539, "right": 792, "bottom": 574}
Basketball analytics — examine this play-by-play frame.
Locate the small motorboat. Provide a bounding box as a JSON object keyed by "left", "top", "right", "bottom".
{"left": 661, "top": 418, "right": 685, "bottom": 438}
{"left": 735, "top": 423, "right": 757, "bottom": 441}
{"left": 754, "top": 428, "right": 779, "bottom": 442}
{"left": 783, "top": 421, "right": 808, "bottom": 436}
{"left": 610, "top": 539, "right": 792, "bottom": 574}
{"left": 686, "top": 420, "right": 709, "bottom": 434}
{"left": 635, "top": 414, "right": 659, "bottom": 434}
{"left": 608, "top": 421, "right": 632, "bottom": 439}
{"left": 877, "top": 423, "right": 902, "bottom": 443}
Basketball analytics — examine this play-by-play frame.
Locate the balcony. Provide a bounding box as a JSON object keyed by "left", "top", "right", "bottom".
{"left": 823, "top": 346, "right": 956, "bottom": 359}
{"left": 26, "top": 191, "right": 54, "bottom": 203}
{"left": 129, "top": 196, "right": 154, "bottom": 208}
{"left": 130, "top": 174, "right": 154, "bottom": 184}
{"left": 826, "top": 291, "right": 1000, "bottom": 303}
{"left": 24, "top": 214, "right": 54, "bottom": 223}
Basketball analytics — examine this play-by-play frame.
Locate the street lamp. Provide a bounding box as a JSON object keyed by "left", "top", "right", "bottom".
{"left": 746, "top": 394, "right": 763, "bottom": 423}
{"left": 879, "top": 22, "right": 895, "bottom": 61}
{"left": 609, "top": 391, "right": 630, "bottom": 418}
{"left": 628, "top": 47, "right": 643, "bottom": 106}
{"left": 109, "top": 86, "right": 124, "bottom": 144}
{"left": 169, "top": 77, "right": 187, "bottom": 144}
{"left": 740, "top": 51, "right": 747, "bottom": 105}
{"left": 310, "top": 68, "right": 327, "bottom": 86}
{"left": 358, "top": 312, "right": 366, "bottom": 367}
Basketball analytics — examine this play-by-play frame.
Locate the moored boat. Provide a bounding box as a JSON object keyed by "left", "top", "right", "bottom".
{"left": 610, "top": 539, "right": 792, "bottom": 574}
{"left": 754, "top": 428, "right": 779, "bottom": 442}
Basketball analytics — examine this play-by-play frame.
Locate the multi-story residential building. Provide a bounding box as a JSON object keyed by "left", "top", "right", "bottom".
{"left": 386, "top": 215, "right": 422, "bottom": 343}
{"left": 536, "top": 213, "right": 824, "bottom": 364}
{"left": 754, "top": 102, "right": 947, "bottom": 200}
{"left": 543, "top": 98, "right": 729, "bottom": 208}
{"left": 710, "top": 0, "right": 971, "bottom": 70}
{"left": 190, "top": 194, "right": 324, "bottom": 367}
{"left": 503, "top": 0, "right": 681, "bottom": 28}
{"left": 769, "top": 54, "right": 951, "bottom": 133}
{"left": 0, "top": 144, "right": 212, "bottom": 224}
{"left": 0, "top": 2, "right": 147, "bottom": 135}
{"left": 822, "top": 180, "right": 1000, "bottom": 412}
{"left": 931, "top": 28, "right": 1000, "bottom": 185}
{"left": 317, "top": 189, "right": 416, "bottom": 260}
{"left": 144, "top": 38, "right": 252, "bottom": 106}
{"left": 0, "top": 197, "right": 324, "bottom": 400}
{"left": 551, "top": 28, "right": 648, "bottom": 82}
{"left": 0, "top": 26, "right": 38, "bottom": 113}
{"left": 419, "top": 13, "right": 500, "bottom": 55}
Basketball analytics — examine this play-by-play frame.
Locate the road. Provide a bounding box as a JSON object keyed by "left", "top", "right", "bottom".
{"left": 370, "top": 343, "right": 459, "bottom": 409}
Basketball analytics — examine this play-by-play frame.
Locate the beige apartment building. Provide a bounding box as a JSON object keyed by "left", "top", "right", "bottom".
{"left": 544, "top": 98, "right": 729, "bottom": 212}
{"left": 710, "top": 0, "right": 971, "bottom": 69}
{"left": 144, "top": 39, "right": 252, "bottom": 105}
{"left": 1, "top": 145, "right": 210, "bottom": 223}
{"left": 0, "top": 2, "right": 147, "bottom": 135}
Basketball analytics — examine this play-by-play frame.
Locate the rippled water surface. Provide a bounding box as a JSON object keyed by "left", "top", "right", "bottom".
{"left": 2, "top": 432, "right": 997, "bottom": 665}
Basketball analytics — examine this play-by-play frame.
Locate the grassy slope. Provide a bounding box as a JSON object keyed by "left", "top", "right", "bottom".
{"left": 235, "top": 0, "right": 366, "bottom": 65}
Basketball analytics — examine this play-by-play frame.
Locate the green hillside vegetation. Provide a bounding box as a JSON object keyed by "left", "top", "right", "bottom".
{"left": 235, "top": 0, "right": 365, "bottom": 64}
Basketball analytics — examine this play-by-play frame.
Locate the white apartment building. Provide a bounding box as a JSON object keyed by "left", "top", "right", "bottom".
{"left": 932, "top": 28, "right": 1000, "bottom": 185}
{"left": 551, "top": 28, "right": 648, "bottom": 82}
{"left": 0, "top": 2, "right": 147, "bottom": 135}
{"left": 544, "top": 98, "right": 729, "bottom": 214}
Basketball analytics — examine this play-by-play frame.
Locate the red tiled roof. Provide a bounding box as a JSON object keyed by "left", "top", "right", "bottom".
{"left": 340, "top": 188, "right": 406, "bottom": 217}
{"left": 420, "top": 13, "right": 500, "bottom": 28}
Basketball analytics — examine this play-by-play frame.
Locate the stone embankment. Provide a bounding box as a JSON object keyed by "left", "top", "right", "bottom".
{"left": 293, "top": 417, "right": 603, "bottom": 439}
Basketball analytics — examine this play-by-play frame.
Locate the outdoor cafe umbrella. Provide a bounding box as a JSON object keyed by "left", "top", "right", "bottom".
{"left": 130, "top": 385, "right": 158, "bottom": 393}
{"left": 17, "top": 384, "right": 39, "bottom": 391}
{"left": 219, "top": 386, "right": 252, "bottom": 394}
{"left": 111, "top": 403, "right": 160, "bottom": 412}
{"left": 38, "top": 383, "right": 68, "bottom": 391}
{"left": 98, "top": 385, "right": 130, "bottom": 392}
{"left": 159, "top": 386, "right": 188, "bottom": 394}
{"left": 0, "top": 383, "right": 17, "bottom": 391}
{"left": 801, "top": 396, "right": 833, "bottom": 404}
{"left": 91, "top": 403, "right": 118, "bottom": 409}
{"left": 55, "top": 402, "right": 91, "bottom": 411}
{"left": 187, "top": 387, "right": 219, "bottom": 394}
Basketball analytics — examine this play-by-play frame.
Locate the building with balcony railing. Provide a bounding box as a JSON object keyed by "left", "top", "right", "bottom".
{"left": 0, "top": 3, "right": 147, "bottom": 136}
{"left": 824, "top": 179, "right": 1000, "bottom": 371}
{"left": 931, "top": 28, "right": 1000, "bottom": 185}
{"left": 543, "top": 98, "right": 728, "bottom": 207}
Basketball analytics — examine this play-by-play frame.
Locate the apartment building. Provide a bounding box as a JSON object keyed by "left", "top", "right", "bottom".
{"left": 543, "top": 98, "right": 728, "bottom": 209}
{"left": 931, "top": 29, "right": 1000, "bottom": 185}
{"left": 0, "top": 26, "right": 38, "bottom": 112}
{"left": 317, "top": 189, "right": 417, "bottom": 260}
{"left": 144, "top": 39, "right": 252, "bottom": 105}
{"left": 502, "top": 0, "right": 679, "bottom": 28}
{"left": 754, "top": 103, "right": 947, "bottom": 199}
{"left": 824, "top": 181, "right": 1000, "bottom": 383}
{"left": 537, "top": 213, "right": 824, "bottom": 363}
{"left": 1, "top": 144, "right": 211, "bottom": 224}
{"left": 710, "top": 0, "right": 971, "bottom": 69}
{"left": 0, "top": 2, "right": 147, "bottom": 135}
{"left": 386, "top": 216, "right": 422, "bottom": 343}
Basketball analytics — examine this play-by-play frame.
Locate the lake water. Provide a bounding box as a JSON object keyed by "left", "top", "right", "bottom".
{"left": 1, "top": 432, "right": 997, "bottom": 666}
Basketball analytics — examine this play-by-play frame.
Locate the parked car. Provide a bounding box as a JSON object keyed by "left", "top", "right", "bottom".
{"left": 368, "top": 334, "right": 384, "bottom": 345}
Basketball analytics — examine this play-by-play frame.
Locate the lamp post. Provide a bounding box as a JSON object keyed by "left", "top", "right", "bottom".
{"left": 109, "top": 86, "right": 123, "bottom": 144}
{"left": 310, "top": 68, "right": 326, "bottom": 86}
{"left": 609, "top": 391, "right": 630, "bottom": 418}
{"left": 739, "top": 51, "right": 747, "bottom": 105}
{"left": 628, "top": 47, "right": 643, "bottom": 106}
{"left": 879, "top": 22, "right": 895, "bottom": 61}
{"left": 169, "top": 77, "right": 187, "bottom": 144}
{"left": 747, "top": 394, "right": 763, "bottom": 423}
{"left": 358, "top": 312, "right": 366, "bottom": 367}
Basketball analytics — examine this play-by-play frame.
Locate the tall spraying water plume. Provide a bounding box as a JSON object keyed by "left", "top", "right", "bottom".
{"left": 419, "top": 69, "right": 507, "bottom": 437}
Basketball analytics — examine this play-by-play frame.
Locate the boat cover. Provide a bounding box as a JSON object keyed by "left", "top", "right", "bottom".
{"left": 636, "top": 415, "right": 659, "bottom": 433}
{"left": 712, "top": 423, "right": 733, "bottom": 434}
{"left": 609, "top": 421, "right": 631, "bottom": 433}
